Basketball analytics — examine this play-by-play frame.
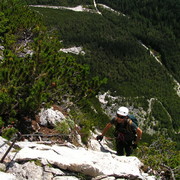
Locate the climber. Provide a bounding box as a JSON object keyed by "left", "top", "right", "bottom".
{"left": 96, "top": 106, "right": 142, "bottom": 156}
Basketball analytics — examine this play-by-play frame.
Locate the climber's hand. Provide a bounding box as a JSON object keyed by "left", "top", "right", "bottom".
{"left": 96, "top": 135, "right": 103, "bottom": 141}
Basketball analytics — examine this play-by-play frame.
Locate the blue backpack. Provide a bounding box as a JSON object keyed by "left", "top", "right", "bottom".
{"left": 128, "top": 114, "right": 138, "bottom": 127}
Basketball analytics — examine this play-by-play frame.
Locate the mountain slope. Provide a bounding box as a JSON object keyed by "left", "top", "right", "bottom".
{"left": 97, "top": 0, "right": 180, "bottom": 82}
{"left": 29, "top": 2, "right": 180, "bottom": 142}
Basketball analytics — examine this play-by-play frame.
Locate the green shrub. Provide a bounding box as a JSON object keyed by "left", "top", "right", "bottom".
{"left": 79, "top": 127, "right": 91, "bottom": 145}
{"left": 1, "top": 127, "right": 18, "bottom": 140}
{"left": 0, "top": 117, "right": 4, "bottom": 128}
{"left": 135, "top": 136, "right": 180, "bottom": 179}
{"left": 55, "top": 121, "right": 70, "bottom": 134}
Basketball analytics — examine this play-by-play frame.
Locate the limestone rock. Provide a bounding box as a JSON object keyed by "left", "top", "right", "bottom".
{"left": 13, "top": 142, "right": 143, "bottom": 179}
{"left": 0, "top": 136, "right": 156, "bottom": 180}
{"left": 39, "top": 108, "right": 66, "bottom": 127}
{"left": 0, "top": 171, "right": 16, "bottom": 180}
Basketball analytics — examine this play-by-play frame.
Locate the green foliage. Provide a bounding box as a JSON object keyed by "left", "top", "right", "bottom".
{"left": 68, "top": 97, "right": 112, "bottom": 144}
{"left": 0, "top": 0, "right": 104, "bottom": 133}
{"left": 97, "top": 0, "right": 180, "bottom": 82}
{"left": 69, "top": 106, "right": 92, "bottom": 144}
{"left": 1, "top": 126, "right": 18, "bottom": 140}
{"left": 135, "top": 136, "right": 180, "bottom": 179}
{"left": 55, "top": 117, "right": 75, "bottom": 134}
{"left": 76, "top": 172, "right": 91, "bottom": 180}
{"left": 0, "top": 117, "right": 4, "bottom": 128}
{"left": 80, "top": 127, "right": 91, "bottom": 145}
{"left": 71, "top": 97, "right": 110, "bottom": 129}
{"left": 55, "top": 121, "right": 71, "bottom": 134}
{"left": 140, "top": 133, "right": 155, "bottom": 145}
{"left": 0, "top": 12, "right": 9, "bottom": 36}
{"left": 33, "top": 1, "right": 180, "bottom": 138}
{"left": 151, "top": 101, "right": 172, "bottom": 131}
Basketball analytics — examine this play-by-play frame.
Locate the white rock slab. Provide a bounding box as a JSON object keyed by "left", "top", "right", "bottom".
{"left": 14, "top": 142, "right": 143, "bottom": 179}
{"left": 0, "top": 172, "right": 16, "bottom": 180}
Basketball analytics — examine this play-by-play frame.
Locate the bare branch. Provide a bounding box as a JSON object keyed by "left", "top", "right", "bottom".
{"left": 160, "top": 164, "right": 176, "bottom": 180}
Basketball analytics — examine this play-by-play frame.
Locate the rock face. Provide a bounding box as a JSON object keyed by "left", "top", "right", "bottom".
{"left": 0, "top": 137, "right": 155, "bottom": 180}
{"left": 60, "top": 46, "right": 85, "bottom": 55}
{"left": 39, "top": 107, "right": 66, "bottom": 127}
{"left": 13, "top": 144, "right": 141, "bottom": 178}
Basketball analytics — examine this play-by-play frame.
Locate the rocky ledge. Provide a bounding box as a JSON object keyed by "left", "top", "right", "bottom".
{"left": 0, "top": 136, "right": 155, "bottom": 180}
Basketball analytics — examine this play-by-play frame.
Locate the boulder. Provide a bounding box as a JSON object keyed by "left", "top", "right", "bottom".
{"left": 39, "top": 108, "right": 66, "bottom": 127}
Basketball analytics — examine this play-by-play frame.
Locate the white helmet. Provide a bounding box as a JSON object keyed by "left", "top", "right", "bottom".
{"left": 117, "top": 106, "right": 129, "bottom": 116}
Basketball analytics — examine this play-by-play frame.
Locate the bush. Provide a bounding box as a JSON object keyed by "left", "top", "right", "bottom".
{"left": 55, "top": 120, "right": 71, "bottom": 134}
{"left": 0, "top": 117, "right": 4, "bottom": 128}
{"left": 135, "top": 136, "right": 180, "bottom": 179}
{"left": 1, "top": 127, "right": 18, "bottom": 140}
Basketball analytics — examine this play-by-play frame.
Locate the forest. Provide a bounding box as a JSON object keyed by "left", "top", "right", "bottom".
{"left": 25, "top": 0, "right": 93, "bottom": 6}
{"left": 29, "top": 2, "right": 180, "bottom": 139}
{"left": 97, "top": 0, "right": 180, "bottom": 82}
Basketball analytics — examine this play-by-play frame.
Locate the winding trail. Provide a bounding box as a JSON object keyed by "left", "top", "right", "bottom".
{"left": 147, "top": 98, "right": 172, "bottom": 122}
{"left": 29, "top": 5, "right": 93, "bottom": 12}
{"left": 93, "top": 0, "right": 101, "bottom": 15}
{"left": 98, "top": 3, "right": 126, "bottom": 16}
{"left": 30, "top": 0, "right": 101, "bottom": 14}
{"left": 139, "top": 41, "right": 180, "bottom": 97}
